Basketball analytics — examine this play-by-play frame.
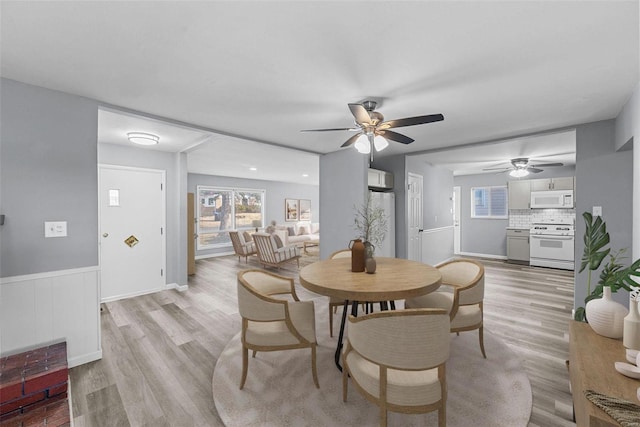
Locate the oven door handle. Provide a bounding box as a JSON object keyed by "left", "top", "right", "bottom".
{"left": 530, "top": 235, "right": 574, "bottom": 240}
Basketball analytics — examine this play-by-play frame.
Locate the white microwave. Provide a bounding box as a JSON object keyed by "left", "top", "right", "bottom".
{"left": 530, "top": 190, "right": 574, "bottom": 209}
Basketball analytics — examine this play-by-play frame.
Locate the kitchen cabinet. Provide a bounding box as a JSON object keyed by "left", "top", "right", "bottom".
{"left": 367, "top": 168, "right": 394, "bottom": 190}
{"left": 508, "top": 180, "right": 531, "bottom": 209}
{"left": 507, "top": 229, "right": 529, "bottom": 263}
{"left": 530, "top": 177, "right": 574, "bottom": 191}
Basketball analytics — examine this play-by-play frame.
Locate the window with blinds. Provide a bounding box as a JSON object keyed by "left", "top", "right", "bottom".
{"left": 471, "top": 186, "right": 508, "bottom": 219}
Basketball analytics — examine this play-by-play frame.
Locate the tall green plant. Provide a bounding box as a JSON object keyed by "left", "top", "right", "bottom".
{"left": 574, "top": 212, "right": 640, "bottom": 322}
{"left": 579, "top": 212, "right": 610, "bottom": 295}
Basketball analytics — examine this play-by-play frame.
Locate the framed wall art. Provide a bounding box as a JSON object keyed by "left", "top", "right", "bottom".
{"left": 285, "top": 199, "right": 299, "bottom": 222}
{"left": 299, "top": 199, "right": 311, "bottom": 221}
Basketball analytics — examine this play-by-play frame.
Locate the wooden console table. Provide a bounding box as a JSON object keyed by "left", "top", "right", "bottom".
{"left": 569, "top": 320, "right": 640, "bottom": 426}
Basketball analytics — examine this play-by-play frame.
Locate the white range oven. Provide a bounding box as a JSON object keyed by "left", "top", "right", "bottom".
{"left": 529, "top": 221, "right": 575, "bottom": 270}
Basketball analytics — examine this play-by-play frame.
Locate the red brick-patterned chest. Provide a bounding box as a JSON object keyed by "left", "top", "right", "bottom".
{"left": 0, "top": 342, "right": 70, "bottom": 426}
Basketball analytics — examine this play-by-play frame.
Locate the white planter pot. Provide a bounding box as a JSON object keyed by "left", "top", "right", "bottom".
{"left": 586, "top": 287, "right": 629, "bottom": 338}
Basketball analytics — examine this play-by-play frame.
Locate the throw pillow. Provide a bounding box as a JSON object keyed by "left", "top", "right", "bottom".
{"left": 298, "top": 226, "right": 307, "bottom": 236}
{"left": 243, "top": 231, "right": 253, "bottom": 242}
{"left": 287, "top": 227, "right": 295, "bottom": 236}
{"left": 273, "top": 234, "right": 284, "bottom": 248}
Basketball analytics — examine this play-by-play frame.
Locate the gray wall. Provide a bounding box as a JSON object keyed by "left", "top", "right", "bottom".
{"left": 188, "top": 173, "right": 319, "bottom": 257}
{"left": 1, "top": 78, "right": 99, "bottom": 277}
{"left": 453, "top": 173, "right": 510, "bottom": 257}
{"left": 99, "top": 143, "right": 188, "bottom": 286}
{"left": 407, "top": 156, "right": 454, "bottom": 230}
{"left": 319, "top": 149, "right": 367, "bottom": 259}
{"left": 575, "top": 120, "right": 633, "bottom": 308}
{"left": 372, "top": 155, "right": 407, "bottom": 258}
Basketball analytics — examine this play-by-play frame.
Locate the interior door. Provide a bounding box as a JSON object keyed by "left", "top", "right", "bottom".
{"left": 187, "top": 192, "right": 196, "bottom": 275}
{"left": 407, "top": 173, "right": 423, "bottom": 262}
{"left": 453, "top": 186, "right": 461, "bottom": 254}
{"left": 99, "top": 165, "right": 166, "bottom": 302}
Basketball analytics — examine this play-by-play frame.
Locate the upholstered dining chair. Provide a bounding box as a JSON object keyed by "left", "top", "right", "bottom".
{"left": 405, "top": 258, "right": 486, "bottom": 358}
{"left": 342, "top": 308, "right": 451, "bottom": 427}
{"left": 236, "top": 269, "right": 319, "bottom": 389}
{"left": 328, "top": 249, "right": 352, "bottom": 337}
{"left": 229, "top": 230, "right": 257, "bottom": 263}
{"left": 252, "top": 232, "right": 301, "bottom": 270}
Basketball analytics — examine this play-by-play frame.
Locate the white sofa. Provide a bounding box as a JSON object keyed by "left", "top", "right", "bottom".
{"left": 275, "top": 221, "right": 320, "bottom": 247}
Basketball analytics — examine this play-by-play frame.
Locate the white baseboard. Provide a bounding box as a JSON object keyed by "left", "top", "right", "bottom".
{"left": 68, "top": 350, "right": 102, "bottom": 368}
{"left": 101, "top": 286, "right": 166, "bottom": 303}
{"left": 166, "top": 282, "right": 189, "bottom": 292}
{"left": 196, "top": 250, "right": 235, "bottom": 260}
{"left": 458, "top": 251, "right": 508, "bottom": 260}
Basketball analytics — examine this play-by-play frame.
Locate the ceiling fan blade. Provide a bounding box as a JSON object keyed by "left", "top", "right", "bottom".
{"left": 378, "top": 114, "right": 444, "bottom": 130}
{"left": 528, "top": 167, "right": 544, "bottom": 173}
{"left": 348, "top": 103, "right": 372, "bottom": 126}
{"left": 530, "top": 162, "right": 563, "bottom": 167}
{"left": 379, "top": 130, "right": 414, "bottom": 144}
{"left": 341, "top": 133, "right": 362, "bottom": 148}
{"left": 300, "top": 127, "right": 358, "bottom": 132}
{"left": 482, "top": 167, "right": 511, "bottom": 171}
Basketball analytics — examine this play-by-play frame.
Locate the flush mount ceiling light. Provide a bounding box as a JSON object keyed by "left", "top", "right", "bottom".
{"left": 127, "top": 132, "right": 159, "bottom": 146}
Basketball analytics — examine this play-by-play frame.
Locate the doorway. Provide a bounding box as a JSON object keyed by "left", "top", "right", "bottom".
{"left": 407, "top": 173, "right": 423, "bottom": 262}
{"left": 99, "top": 165, "right": 166, "bottom": 302}
{"left": 453, "top": 186, "right": 461, "bottom": 254}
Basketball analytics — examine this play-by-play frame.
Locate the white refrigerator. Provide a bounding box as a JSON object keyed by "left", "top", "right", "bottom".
{"left": 369, "top": 191, "right": 395, "bottom": 257}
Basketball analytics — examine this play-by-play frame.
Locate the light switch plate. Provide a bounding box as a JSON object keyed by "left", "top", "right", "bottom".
{"left": 593, "top": 206, "right": 602, "bottom": 217}
{"left": 45, "top": 221, "right": 67, "bottom": 238}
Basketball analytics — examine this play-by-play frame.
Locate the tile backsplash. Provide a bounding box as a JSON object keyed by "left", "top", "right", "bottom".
{"left": 509, "top": 208, "right": 576, "bottom": 228}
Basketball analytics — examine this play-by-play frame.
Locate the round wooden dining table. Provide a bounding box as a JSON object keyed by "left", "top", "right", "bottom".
{"left": 299, "top": 256, "right": 442, "bottom": 369}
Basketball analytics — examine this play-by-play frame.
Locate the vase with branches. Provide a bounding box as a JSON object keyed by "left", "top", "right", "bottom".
{"left": 353, "top": 193, "right": 388, "bottom": 257}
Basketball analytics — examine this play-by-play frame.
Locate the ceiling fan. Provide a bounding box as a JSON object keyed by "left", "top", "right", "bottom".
{"left": 301, "top": 101, "right": 444, "bottom": 159}
{"left": 484, "top": 158, "right": 564, "bottom": 177}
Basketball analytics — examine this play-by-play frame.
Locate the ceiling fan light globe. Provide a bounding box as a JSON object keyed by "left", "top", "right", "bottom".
{"left": 354, "top": 134, "right": 371, "bottom": 154}
{"left": 509, "top": 169, "right": 529, "bottom": 178}
{"left": 374, "top": 135, "right": 389, "bottom": 152}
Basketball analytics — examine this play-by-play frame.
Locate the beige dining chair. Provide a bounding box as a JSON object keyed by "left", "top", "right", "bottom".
{"left": 328, "top": 249, "right": 352, "bottom": 337}
{"left": 342, "top": 308, "right": 451, "bottom": 427}
{"left": 405, "top": 258, "right": 486, "bottom": 358}
{"left": 236, "top": 269, "right": 319, "bottom": 389}
{"left": 229, "top": 230, "right": 257, "bottom": 263}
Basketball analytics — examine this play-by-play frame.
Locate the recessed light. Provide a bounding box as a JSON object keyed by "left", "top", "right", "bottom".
{"left": 249, "top": 167, "right": 257, "bottom": 171}
{"left": 127, "top": 132, "right": 159, "bottom": 145}
{"left": 302, "top": 174, "right": 309, "bottom": 177}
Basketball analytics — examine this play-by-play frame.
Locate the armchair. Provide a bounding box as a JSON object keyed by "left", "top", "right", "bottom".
{"left": 252, "top": 233, "right": 301, "bottom": 270}
{"left": 229, "top": 230, "right": 256, "bottom": 263}
{"left": 405, "top": 258, "right": 486, "bottom": 358}
{"left": 342, "top": 308, "right": 450, "bottom": 427}
{"left": 237, "top": 269, "right": 319, "bottom": 389}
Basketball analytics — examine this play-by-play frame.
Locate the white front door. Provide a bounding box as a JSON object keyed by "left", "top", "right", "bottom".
{"left": 99, "top": 165, "right": 166, "bottom": 302}
{"left": 407, "top": 173, "right": 423, "bottom": 262}
{"left": 453, "top": 186, "right": 461, "bottom": 254}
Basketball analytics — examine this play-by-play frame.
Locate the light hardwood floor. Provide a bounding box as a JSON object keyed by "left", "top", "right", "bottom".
{"left": 70, "top": 251, "right": 576, "bottom": 426}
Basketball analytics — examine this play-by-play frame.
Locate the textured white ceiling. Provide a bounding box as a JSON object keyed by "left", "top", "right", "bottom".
{"left": 2, "top": 1, "right": 638, "bottom": 181}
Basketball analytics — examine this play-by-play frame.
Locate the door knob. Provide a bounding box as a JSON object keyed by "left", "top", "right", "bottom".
{"left": 103, "top": 233, "right": 109, "bottom": 238}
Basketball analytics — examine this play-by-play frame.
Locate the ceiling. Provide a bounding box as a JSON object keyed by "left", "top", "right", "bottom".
{"left": 2, "top": 1, "right": 638, "bottom": 182}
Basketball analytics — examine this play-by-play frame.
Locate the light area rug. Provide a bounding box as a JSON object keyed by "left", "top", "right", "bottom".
{"left": 213, "top": 300, "right": 532, "bottom": 426}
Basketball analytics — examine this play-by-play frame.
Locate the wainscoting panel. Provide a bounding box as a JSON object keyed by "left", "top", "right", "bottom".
{"left": 421, "top": 226, "right": 454, "bottom": 266}
{"left": 0, "top": 267, "right": 101, "bottom": 367}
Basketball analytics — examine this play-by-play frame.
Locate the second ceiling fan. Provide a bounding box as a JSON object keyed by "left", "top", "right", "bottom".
{"left": 484, "top": 158, "right": 564, "bottom": 177}
{"left": 301, "top": 100, "right": 444, "bottom": 158}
